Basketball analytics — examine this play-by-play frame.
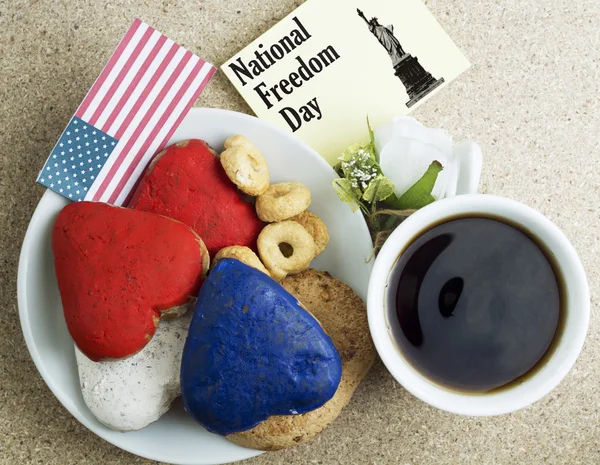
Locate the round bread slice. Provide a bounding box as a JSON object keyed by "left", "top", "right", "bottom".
{"left": 227, "top": 269, "right": 376, "bottom": 451}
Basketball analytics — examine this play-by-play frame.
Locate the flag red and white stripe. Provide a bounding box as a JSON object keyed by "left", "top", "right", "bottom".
{"left": 74, "top": 19, "right": 215, "bottom": 205}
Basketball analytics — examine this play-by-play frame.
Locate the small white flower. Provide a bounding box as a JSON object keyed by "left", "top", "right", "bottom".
{"left": 375, "top": 116, "right": 482, "bottom": 199}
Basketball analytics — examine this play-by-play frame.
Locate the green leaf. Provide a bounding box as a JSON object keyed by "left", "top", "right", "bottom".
{"left": 384, "top": 192, "right": 399, "bottom": 206}
{"left": 332, "top": 162, "right": 344, "bottom": 178}
{"left": 340, "top": 142, "right": 369, "bottom": 160}
{"left": 393, "top": 161, "right": 444, "bottom": 210}
{"left": 340, "top": 142, "right": 372, "bottom": 164}
{"left": 367, "top": 116, "right": 377, "bottom": 162}
{"left": 363, "top": 174, "right": 395, "bottom": 203}
{"left": 332, "top": 178, "right": 365, "bottom": 212}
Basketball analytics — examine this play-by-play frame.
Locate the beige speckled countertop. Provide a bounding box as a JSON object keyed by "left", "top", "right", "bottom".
{"left": 1, "top": 0, "right": 599, "bottom": 464}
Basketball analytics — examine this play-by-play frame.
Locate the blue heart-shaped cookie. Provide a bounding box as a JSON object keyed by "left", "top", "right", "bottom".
{"left": 180, "top": 259, "right": 342, "bottom": 436}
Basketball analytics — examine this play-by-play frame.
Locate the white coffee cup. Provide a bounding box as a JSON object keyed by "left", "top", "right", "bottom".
{"left": 367, "top": 194, "right": 589, "bottom": 416}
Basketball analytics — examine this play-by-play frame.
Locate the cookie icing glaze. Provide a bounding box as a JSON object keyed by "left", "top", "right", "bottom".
{"left": 76, "top": 312, "right": 191, "bottom": 432}
{"left": 128, "top": 139, "right": 264, "bottom": 257}
{"left": 180, "top": 259, "right": 342, "bottom": 436}
{"left": 52, "top": 201, "right": 207, "bottom": 361}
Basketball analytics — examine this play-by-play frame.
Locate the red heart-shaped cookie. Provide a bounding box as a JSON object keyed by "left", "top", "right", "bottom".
{"left": 128, "top": 139, "right": 264, "bottom": 257}
{"left": 53, "top": 202, "right": 209, "bottom": 361}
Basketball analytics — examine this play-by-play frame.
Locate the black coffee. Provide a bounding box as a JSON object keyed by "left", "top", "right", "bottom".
{"left": 389, "top": 216, "right": 563, "bottom": 393}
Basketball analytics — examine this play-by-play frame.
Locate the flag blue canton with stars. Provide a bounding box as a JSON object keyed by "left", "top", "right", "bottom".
{"left": 38, "top": 117, "right": 117, "bottom": 201}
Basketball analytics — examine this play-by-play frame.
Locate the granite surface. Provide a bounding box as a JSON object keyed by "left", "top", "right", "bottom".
{"left": 1, "top": 0, "right": 599, "bottom": 464}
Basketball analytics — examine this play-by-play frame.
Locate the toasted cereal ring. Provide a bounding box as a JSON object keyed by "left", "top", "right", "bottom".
{"left": 290, "top": 211, "right": 329, "bottom": 256}
{"left": 255, "top": 182, "right": 311, "bottom": 222}
{"left": 257, "top": 221, "right": 316, "bottom": 281}
{"left": 212, "top": 246, "right": 270, "bottom": 276}
{"left": 196, "top": 234, "right": 211, "bottom": 279}
{"left": 220, "top": 135, "right": 270, "bottom": 196}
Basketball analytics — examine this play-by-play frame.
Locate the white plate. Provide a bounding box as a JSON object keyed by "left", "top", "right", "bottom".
{"left": 18, "top": 108, "right": 373, "bottom": 465}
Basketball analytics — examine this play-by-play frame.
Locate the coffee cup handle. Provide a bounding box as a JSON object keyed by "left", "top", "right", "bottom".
{"left": 454, "top": 140, "right": 483, "bottom": 195}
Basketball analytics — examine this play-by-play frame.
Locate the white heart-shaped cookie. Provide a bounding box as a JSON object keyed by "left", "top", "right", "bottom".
{"left": 75, "top": 312, "right": 191, "bottom": 431}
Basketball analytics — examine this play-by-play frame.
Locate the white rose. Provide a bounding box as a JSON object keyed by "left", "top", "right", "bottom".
{"left": 374, "top": 116, "right": 482, "bottom": 199}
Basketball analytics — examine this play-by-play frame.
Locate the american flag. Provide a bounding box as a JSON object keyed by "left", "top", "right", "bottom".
{"left": 37, "top": 19, "right": 216, "bottom": 206}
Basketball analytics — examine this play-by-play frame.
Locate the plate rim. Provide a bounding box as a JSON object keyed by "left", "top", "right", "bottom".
{"left": 17, "top": 107, "right": 372, "bottom": 464}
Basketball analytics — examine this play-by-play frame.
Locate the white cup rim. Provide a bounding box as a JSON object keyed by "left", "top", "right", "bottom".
{"left": 367, "top": 194, "right": 590, "bottom": 416}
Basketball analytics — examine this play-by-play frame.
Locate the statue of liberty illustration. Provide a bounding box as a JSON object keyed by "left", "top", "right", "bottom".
{"left": 358, "top": 9, "right": 445, "bottom": 107}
